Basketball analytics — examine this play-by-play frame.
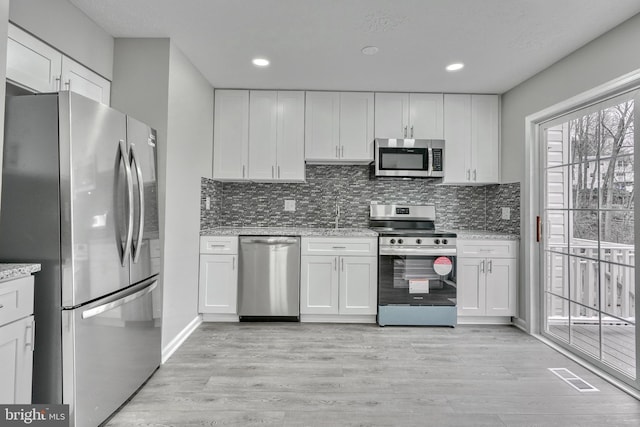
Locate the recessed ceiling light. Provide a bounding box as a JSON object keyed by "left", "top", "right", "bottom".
{"left": 361, "top": 46, "right": 379, "bottom": 55}
{"left": 446, "top": 62, "right": 464, "bottom": 72}
{"left": 252, "top": 58, "right": 270, "bottom": 67}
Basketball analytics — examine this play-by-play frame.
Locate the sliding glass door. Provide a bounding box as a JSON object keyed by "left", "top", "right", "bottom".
{"left": 541, "top": 89, "right": 638, "bottom": 387}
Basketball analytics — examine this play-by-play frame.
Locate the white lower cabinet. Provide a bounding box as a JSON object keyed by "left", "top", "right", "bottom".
{"left": 0, "top": 275, "right": 36, "bottom": 404}
{"left": 457, "top": 239, "right": 518, "bottom": 322}
{"left": 198, "top": 237, "right": 239, "bottom": 319}
{"left": 300, "top": 237, "right": 377, "bottom": 321}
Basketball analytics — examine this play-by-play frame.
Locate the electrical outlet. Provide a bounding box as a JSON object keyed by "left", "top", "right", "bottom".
{"left": 284, "top": 199, "right": 296, "bottom": 212}
{"left": 205, "top": 196, "right": 211, "bottom": 210}
{"left": 501, "top": 207, "right": 511, "bottom": 220}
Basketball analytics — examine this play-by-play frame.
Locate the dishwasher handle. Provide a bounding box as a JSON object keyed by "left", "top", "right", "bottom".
{"left": 241, "top": 237, "right": 299, "bottom": 245}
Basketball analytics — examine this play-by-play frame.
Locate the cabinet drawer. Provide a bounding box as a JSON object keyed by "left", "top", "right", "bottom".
{"left": 301, "top": 237, "right": 377, "bottom": 257}
{"left": 457, "top": 240, "right": 518, "bottom": 258}
{"left": 200, "top": 236, "right": 238, "bottom": 254}
{"left": 0, "top": 276, "right": 34, "bottom": 327}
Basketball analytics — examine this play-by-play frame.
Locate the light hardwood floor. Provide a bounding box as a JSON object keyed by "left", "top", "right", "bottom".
{"left": 106, "top": 323, "right": 640, "bottom": 426}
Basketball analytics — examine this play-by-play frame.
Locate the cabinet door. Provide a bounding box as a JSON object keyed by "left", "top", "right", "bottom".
{"left": 61, "top": 56, "right": 111, "bottom": 105}
{"left": 0, "top": 316, "right": 34, "bottom": 404}
{"left": 198, "top": 254, "right": 238, "bottom": 314}
{"left": 300, "top": 256, "right": 339, "bottom": 315}
{"left": 485, "top": 258, "right": 517, "bottom": 316}
{"left": 374, "top": 92, "right": 409, "bottom": 138}
{"left": 305, "top": 92, "right": 340, "bottom": 161}
{"left": 276, "top": 91, "right": 305, "bottom": 181}
{"left": 443, "top": 94, "right": 471, "bottom": 183}
{"left": 457, "top": 257, "right": 486, "bottom": 316}
{"left": 248, "top": 91, "right": 278, "bottom": 180}
{"left": 339, "top": 256, "right": 377, "bottom": 315}
{"left": 213, "top": 90, "right": 249, "bottom": 180}
{"left": 340, "top": 92, "right": 374, "bottom": 161}
{"left": 6, "top": 24, "right": 62, "bottom": 93}
{"left": 471, "top": 95, "right": 500, "bottom": 184}
{"left": 409, "top": 93, "right": 444, "bottom": 139}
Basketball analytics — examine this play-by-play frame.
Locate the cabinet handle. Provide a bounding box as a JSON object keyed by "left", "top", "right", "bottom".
{"left": 332, "top": 246, "right": 346, "bottom": 249}
{"left": 466, "top": 169, "right": 470, "bottom": 180}
{"left": 341, "top": 258, "right": 344, "bottom": 272}
{"left": 341, "top": 146, "right": 344, "bottom": 157}
{"left": 242, "top": 165, "right": 245, "bottom": 178}
{"left": 473, "top": 169, "right": 477, "bottom": 181}
{"left": 55, "top": 76, "right": 61, "bottom": 91}
{"left": 480, "top": 260, "right": 485, "bottom": 273}
{"left": 232, "top": 256, "right": 235, "bottom": 270}
{"left": 26, "top": 321, "right": 35, "bottom": 351}
{"left": 0, "top": 304, "right": 4, "bottom": 309}
{"left": 410, "top": 125, "right": 414, "bottom": 138}
{"left": 334, "top": 258, "right": 337, "bottom": 271}
{"left": 488, "top": 260, "right": 492, "bottom": 273}
{"left": 278, "top": 166, "right": 281, "bottom": 178}
{"left": 403, "top": 125, "right": 407, "bottom": 137}
{"left": 65, "top": 80, "right": 71, "bottom": 90}
{"left": 272, "top": 166, "right": 274, "bottom": 178}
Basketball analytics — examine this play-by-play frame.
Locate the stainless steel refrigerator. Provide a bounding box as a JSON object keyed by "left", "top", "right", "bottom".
{"left": 0, "top": 91, "right": 162, "bottom": 427}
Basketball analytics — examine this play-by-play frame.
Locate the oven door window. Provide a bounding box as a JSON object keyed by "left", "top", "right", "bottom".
{"left": 378, "top": 148, "right": 428, "bottom": 170}
{"left": 378, "top": 254, "right": 456, "bottom": 306}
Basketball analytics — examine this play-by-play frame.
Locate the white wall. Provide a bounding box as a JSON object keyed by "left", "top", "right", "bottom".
{"left": 9, "top": 0, "right": 113, "bottom": 79}
{"left": 501, "top": 12, "right": 640, "bottom": 184}
{"left": 0, "top": 0, "right": 9, "bottom": 212}
{"left": 501, "top": 12, "right": 640, "bottom": 323}
{"left": 112, "top": 38, "right": 213, "bottom": 355}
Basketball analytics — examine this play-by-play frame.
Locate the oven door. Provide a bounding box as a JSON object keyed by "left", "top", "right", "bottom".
{"left": 378, "top": 253, "right": 457, "bottom": 306}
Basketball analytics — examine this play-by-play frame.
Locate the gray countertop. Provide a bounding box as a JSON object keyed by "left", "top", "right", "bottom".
{"left": 0, "top": 263, "right": 42, "bottom": 282}
{"left": 201, "top": 227, "right": 378, "bottom": 237}
{"left": 453, "top": 230, "right": 520, "bottom": 240}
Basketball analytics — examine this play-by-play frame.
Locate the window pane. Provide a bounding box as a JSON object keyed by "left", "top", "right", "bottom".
{"left": 571, "top": 161, "right": 599, "bottom": 209}
{"left": 571, "top": 210, "right": 599, "bottom": 251}
{"left": 546, "top": 166, "right": 569, "bottom": 208}
{"left": 546, "top": 210, "right": 569, "bottom": 253}
{"left": 599, "top": 155, "right": 634, "bottom": 211}
{"left": 600, "top": 261, "right": 635, "bottom": 319}
{"left": 569, "top": 256, "right": 599, "bottom": 309}
{"left": 570, "top": 305, "right": 600, "bottom": 359}
{"left": 546, "top": 251, "right": 569, "bottom": 298}
{"left": 546, "top": 125, "right": 569, "bottom": 166}
{"left": 602, "top": 320, "right": 636, "bottom": 379}
{"left": 569, "top": 115, "right": 598, "bottom": 165}
{"left": 546, "top": 293, "right": 569, "bottom": 343}
{"left": 599, "top": 100, "right": 634, "bottom": 158}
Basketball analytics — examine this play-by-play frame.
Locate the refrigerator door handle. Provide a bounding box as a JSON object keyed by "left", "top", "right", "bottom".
{"left": 82, "top": 281, "right": 157, "bottom": 320}
{"left": 130, "top": 146, "right": 145, "bottom": 263}
{"left": 119, "top": 139, "right": 135, "bottom": 266}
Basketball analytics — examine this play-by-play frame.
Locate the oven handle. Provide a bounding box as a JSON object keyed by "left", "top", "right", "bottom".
{"left": 379, "top": 247, "right": 457, "bottom": 256}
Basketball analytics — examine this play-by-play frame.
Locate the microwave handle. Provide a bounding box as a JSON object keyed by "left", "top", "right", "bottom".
{"left": 427, "top": 147, "right": 433, "bottom": 176}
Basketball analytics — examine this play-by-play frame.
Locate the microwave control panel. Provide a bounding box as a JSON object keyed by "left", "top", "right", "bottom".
{"left": 432, "top": 149, "right": 443, "bottom": 171}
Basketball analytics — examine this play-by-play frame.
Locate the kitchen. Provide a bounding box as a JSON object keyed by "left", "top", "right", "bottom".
{"left": 0, "top": 1, "right": 639, "bottom": 426}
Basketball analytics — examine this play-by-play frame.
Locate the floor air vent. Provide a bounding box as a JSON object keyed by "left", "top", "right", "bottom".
{"left": 549, "top": 368, "right": 599, "bottom": 392}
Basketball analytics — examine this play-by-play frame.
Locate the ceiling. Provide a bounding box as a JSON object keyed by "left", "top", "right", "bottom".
{"left": 69, "top": 0, "right": 640, "bottom": 94}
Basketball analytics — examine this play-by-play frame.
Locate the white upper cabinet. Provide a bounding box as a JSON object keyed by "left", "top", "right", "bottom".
{"left": 443, "top": 94, "right": 500, "bottom": 184}
{"left": 305, "top": 92, "right": 340, "bottom": 160}
{"left": 61, "top": 56, "right": 111, "bottom": 105}
{"left": 6, "top": 24, "right": 111, "bottom": 105}
{"left": 213, "top": 90, "right": 249, "bottom": 180}
{"left": 6, "top": 24, "right": 61, "bottom": 93}
{"left": 305, "top": 91, "right": 374, "bottom": 163}
{"left": 374, "top": 92, "right": 443, "bottom": 139}
{"left": 248, "top": 90, "right": 305, "bottom": 182}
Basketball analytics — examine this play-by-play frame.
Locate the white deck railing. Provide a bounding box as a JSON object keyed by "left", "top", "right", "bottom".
{"left": 548, "top": 239, "right": 635, "bottom": 322}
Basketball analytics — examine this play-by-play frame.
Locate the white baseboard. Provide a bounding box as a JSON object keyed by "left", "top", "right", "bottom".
{"left": 457, "top": 316, "right": 513, "bottom": 325}
{"left": 202, "top": 313, "right": 240, "bottom": 322}
{"left": 300, "top": 314, "right": 376, "bottom": 324}
{"left": 161, "top": 315, "right": 202, "bottom": 364}
{"left": 512, "top": 316, "right": 528, "bottom": 332}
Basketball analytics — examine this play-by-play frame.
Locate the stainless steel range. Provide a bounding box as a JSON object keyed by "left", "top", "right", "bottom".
{"left": 370, "top": 204, "right": 457, "bottom": 326}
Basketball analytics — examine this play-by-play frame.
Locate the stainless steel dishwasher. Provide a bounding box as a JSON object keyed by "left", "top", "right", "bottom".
{"left": 238, "top": 236, "right": 300, "bottom": 320}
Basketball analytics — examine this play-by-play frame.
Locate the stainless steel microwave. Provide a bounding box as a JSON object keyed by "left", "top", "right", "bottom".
{"left": 374, "top": 138, "right": 445, "bottom": 178}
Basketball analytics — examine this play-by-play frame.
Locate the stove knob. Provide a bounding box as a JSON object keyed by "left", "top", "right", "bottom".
{"left": 416, "top": 238, "right": 422, "bottom": 245}
{"left": 390, "top": 239, "right": 396, "bottom": 244}
{"left": 398, "top": 239, "right": 404, "bottom": 244}
{"left": 442, "top": 239, "right": 448, "bottom": 245}
{"left": 434, "top": 239, "right": 441, "bottom": 245}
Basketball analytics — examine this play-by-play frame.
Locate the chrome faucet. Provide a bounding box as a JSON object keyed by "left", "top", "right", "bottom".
{"left": 335, "top": 199, "right": 340, "bottom": 229}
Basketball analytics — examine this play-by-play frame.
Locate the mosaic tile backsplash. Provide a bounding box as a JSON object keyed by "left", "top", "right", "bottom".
{"left": 201, "top": 165, "right": 520, "bottom": 234}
